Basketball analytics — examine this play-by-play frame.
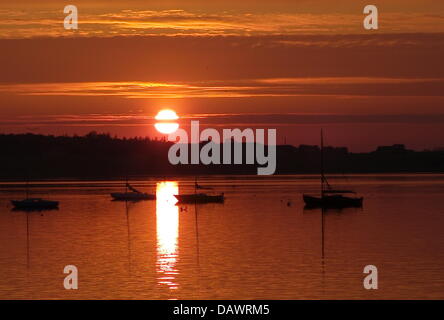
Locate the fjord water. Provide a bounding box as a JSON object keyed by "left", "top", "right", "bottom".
{"left": 1, "top": 174, "right": 444, "bottom": 299}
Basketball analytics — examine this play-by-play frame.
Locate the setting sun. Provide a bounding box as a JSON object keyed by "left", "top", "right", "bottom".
{"left": 155, "top": 109, "right": 179, "bottom": 121}
{"left": 154, "top": 109, "right": 179, "bottom": 134}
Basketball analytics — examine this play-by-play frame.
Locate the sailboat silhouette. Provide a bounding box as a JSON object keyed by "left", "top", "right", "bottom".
{"left": 303, "top": 130, "right": 363, "bottom": 208}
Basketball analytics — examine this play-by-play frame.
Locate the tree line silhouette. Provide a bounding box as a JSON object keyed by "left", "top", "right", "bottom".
{"left": 0, "top": 132, "right": 443, "bottom": 179}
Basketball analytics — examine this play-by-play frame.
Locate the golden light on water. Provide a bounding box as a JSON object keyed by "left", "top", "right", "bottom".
{"left": 154, "top": 109, "right": 179, "bottom": 134}
{"left": 156, "top": 181, "right": 179, "bottom": 290}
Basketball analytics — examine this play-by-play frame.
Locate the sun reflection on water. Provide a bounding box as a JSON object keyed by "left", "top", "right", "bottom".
{"left": 156, "top": 181, "right": 179, "bottom": 290}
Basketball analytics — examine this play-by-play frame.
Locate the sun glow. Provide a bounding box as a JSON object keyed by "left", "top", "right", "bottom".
{"left": 155, "top": 109, "right": 179, "bottom": 121}
{"left": 154, "top": 123, "right": 179, "bottom": 134}
{"left": 155, "top": 109, "right": 179, "bottom": 134}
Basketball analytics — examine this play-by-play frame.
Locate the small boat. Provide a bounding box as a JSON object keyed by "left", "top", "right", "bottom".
{"left": 303, "top": 130, "right": 363, "bottom": 209}
{"left": 175, "top": 178, "right": 224, "bottom": 204}
{"left": 11, "top": 198, "right": 59, "bottom": 210}
{"left": 11, "top": 179, "right": 59, "bottom": 211}
{"left": 303, "top": 193, "right": 363, "bottom": 208}
{"left": 111, "top": 192, "right": 155, "bottom": 201}
{"left": 175, "top": 193, "right": 225, "bottom": 204}
{"left": 111, "top": 182, "right": 155, "bottom": 201}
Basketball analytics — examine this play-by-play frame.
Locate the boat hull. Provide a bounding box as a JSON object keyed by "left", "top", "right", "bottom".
{"left": 110, "top": 192, "right": 155, "bottom": 201}
{"left": 11, "top": 199, "right": 59, "bottom": 211}
{"left": 175, "top": 193, "right": 225, "bottom": 204}
{"left": 303, "top": 194, "right": 363, "bottom": 208}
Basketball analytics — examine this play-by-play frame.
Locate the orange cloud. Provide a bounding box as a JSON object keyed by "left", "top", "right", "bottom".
{"left": 1, "top": 8, "right": 443, "bottom": 38}
{"left": 1, "top": 77, "right": 443, "bottom": 99}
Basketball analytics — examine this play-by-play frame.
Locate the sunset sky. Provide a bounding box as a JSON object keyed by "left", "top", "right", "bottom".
{"left": 1, "top": 0, "right": 443, "bottom": 151}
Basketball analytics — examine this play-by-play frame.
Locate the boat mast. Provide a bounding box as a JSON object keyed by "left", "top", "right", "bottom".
{"left": 25, "top": 172, "right": 30, "bottom": 199}
{"left": 26, "top": 213, "right": 30, "bottom": 270}
{"left": 194, "top": 176, "right": 200, "bottom": 265}
{"left": 26, "top": 180, "right": 29, "bottom": 199}
{"left": 320, "top": 129, "right": 324, "bottom": 197}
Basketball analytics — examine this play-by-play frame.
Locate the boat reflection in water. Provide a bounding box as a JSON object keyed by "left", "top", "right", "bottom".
{"left": 156, "top": 181, "right": 179, "bottom": 290}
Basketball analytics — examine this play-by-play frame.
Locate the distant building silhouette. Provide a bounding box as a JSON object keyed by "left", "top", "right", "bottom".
{"left": 375, "top": 144, "right": 410, "bottom": 153}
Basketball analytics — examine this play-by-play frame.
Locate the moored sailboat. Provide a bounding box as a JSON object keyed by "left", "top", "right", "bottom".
{"left": 111, "top": 181, "right": 155, "bottom": 201}
{"left": 174, "top": 178, "right": 225, "bottom": 204}
{"left": 12, "top": 198, "right": 59, "bottom": 210}
{"left": 303, "top": 130, "right": 363, "bottom": 209}
{"left": 11, "top": 180, "right": 59, "bottom": 211}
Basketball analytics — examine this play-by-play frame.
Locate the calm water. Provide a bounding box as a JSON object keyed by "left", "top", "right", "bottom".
{"left": 1, "top": 174, "right": 444, "bottom": 299}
